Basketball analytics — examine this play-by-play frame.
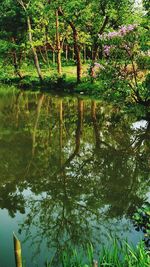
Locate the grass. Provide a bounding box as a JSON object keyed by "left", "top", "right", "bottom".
{"left": 0, "top": 62, "right": 88, "bottom": 92}
{"left": 0, "top": 62, "right": 104, "bottom": 101}
{"left": 12, "top": 231, "right": 150, "bottom": 267}
{"left": 44, "top": 240, "right": 150, "bottom": 267}
{"left": 0, "top": 61, "right": 88, "bottom": 81}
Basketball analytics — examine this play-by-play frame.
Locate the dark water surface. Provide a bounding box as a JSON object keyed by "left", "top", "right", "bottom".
{"left": 0, "top": 88, "right": 149, "bottom": 266}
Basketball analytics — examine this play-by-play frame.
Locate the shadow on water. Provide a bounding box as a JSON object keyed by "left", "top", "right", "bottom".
{"left": 0, "top": 88, "right": 149, "bottom": 266}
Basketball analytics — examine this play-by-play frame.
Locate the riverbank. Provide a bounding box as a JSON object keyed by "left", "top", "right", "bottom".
{"left": 0, "top": 63, "right": 96, "bottom": 92}
{"left": 0, "top": 62, "right": 149, "bottom": 107}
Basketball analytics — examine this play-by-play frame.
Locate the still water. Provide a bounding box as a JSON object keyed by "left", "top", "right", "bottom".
{"left": 0, "top": 88, "right": 149, "bottom": 266}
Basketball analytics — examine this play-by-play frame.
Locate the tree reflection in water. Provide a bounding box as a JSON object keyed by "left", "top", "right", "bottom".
{"left": 0, "top": 92, "right": 149, "bottom": 263}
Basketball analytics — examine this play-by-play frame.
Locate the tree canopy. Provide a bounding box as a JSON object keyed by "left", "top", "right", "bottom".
{"left": 0, "top": 0, "right": 149, "bottom": 105}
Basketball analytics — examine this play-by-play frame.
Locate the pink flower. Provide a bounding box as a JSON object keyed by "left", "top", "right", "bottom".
{"left": 98, "top": 24, "right": 137, "bottom": 40}
{"left": 127, "top": 25, "right": 135, "bottom": 31}
{"left": 94, "top": 62, "right": 101, "bottom": 67}
{"left": 107, "top": 31, "right": 119, "bottom": 39}
{"left": 119, "top": 27, "right": 127, "bottom": 36}
{"left": 104, "top": 46, "right": 110, "bottom": 55}
{"left": 94, "top": 62, "right": 105, "bottom": 70}
{"left": 103, "top": 45, "right": 114, "bottom": 56}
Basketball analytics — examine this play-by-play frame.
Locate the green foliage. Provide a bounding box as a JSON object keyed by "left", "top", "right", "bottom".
{"left": 133, "top": 203, "right": 150, "bottom": 250}
{"left": 143, "top": 73, "right": 150, "bottom": 91}
{"left": 0, "top": 0, "right": 149, "bottom": 106}
{"left": 137, "top": 54, "right": 150, "bottom": 70}
{"left": 143, "top": 0, "right": 150, "bottom": 16}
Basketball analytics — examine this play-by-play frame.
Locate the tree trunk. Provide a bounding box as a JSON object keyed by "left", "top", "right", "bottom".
{"left": 99, "top": 43, "right": 103, "bottom": 59}
{"left": 72, "top": 47, "right": 74, "bottom": 60}
{"left": 39, "top": 47, "right": 47, "bottom": 63}
{"left": 53, "top": 50, "right": 55, "bottom": 65}
{"left": 12, "top": 37, "right": 23, "bottom": 79}
{"left": 72, "top": 26, "right": 82, "bottom": 83}
{"left": 83, "top": 44, "right": 86, "bottom": 63}
{"left": 27, "top": 16, "right": 43, "bottom": 82}
{"left": 92, "top": 42, "right": 99, "bottom": 61}
{"left": 65, "top": 44, "right": 68, "bottom": 62}
{"left": 44, "top": 46, "right": 50, "bottom": 68}
{"left": 91, "top": 46, "right": 93, "bottom": 61}
{"left": 92, "top": 16, "right": 109, "bottom": 61}
{"left": 12, "top": 51, "right": 23, "bottom": 79}
{"left": 56, "top": 10, "right": 62, "bottom": 75}
{"left": 57, "top": 7, "right": 82, "bottom": 82}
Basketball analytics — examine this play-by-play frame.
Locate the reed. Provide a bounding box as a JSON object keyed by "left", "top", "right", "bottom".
{"left": 13, "top": 232, "right": 23, "bottom": 267}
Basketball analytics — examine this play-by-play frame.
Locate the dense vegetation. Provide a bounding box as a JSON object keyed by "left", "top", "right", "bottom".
{"left": 0, "top": 1, "right": 149, "bottom": 266}
{"left": 0, "top": 0, "right": 149, "bottom": 105}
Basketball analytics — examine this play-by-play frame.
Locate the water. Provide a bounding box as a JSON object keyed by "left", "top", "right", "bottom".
{"left": 0, "top": 88, "right": 149, "bottom": 266}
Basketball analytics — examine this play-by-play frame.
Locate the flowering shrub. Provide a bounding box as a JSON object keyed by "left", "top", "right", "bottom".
{"left": 94, "top": 62, "right": 105, "bottom": 70}
{"left": 103, "top": 45, "right": 114, "bottom": 56}
{"left": 88, "top": 62, "right": 105, "bottom": 82}
{"left": 95, "top": 24, "right": 150, "bottom": 105}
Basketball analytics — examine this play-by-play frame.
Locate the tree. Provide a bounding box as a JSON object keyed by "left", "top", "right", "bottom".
{"left": 0, "top": 0, "right": 26, "bottom": 78}
{"left": 17, "top": 0, "right": 43, "bottom": 82}
{"left": 57, "top": 3, "right": 82, "bottom": 83}
{"left": 87, "top": 0, "right": 135, "bottom": 61}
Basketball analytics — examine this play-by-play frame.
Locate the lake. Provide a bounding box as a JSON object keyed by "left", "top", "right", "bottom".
{"left": 0, "top": 87, "right": 149, "bottom": 266}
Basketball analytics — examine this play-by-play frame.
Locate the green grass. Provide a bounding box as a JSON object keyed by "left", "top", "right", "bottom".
{"left": 0, "top": 61, "right": 104, "bottom": 98}
{"left": 43, "top": 240, "right": 150, "bottom": 267}
{"left": 0, "top": 61, "right": 89, "bottom": 82}
{"left": 0, "top": 62, "right": 90, "bottom": 92}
